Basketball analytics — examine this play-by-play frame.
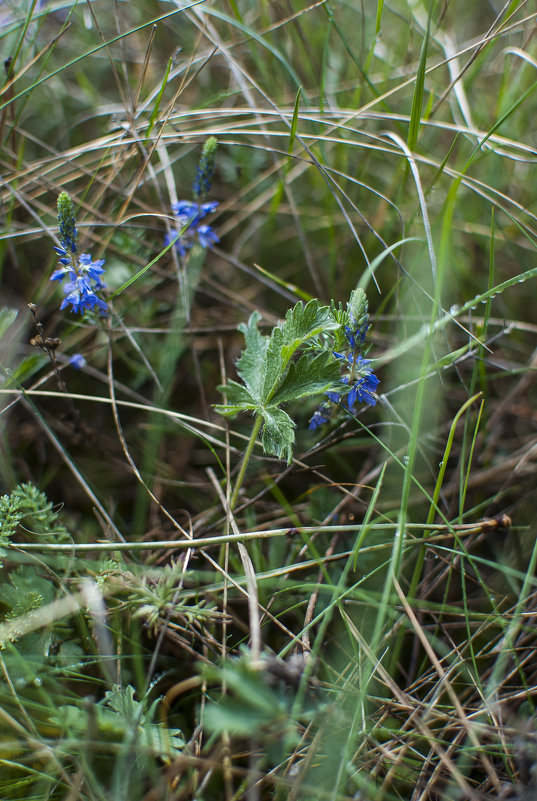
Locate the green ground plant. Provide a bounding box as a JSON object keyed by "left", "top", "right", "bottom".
{"left": 1, "top": 1, "right": 537, "bottom": 799}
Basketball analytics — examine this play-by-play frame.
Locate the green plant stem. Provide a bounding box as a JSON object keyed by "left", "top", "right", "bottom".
{"left": 230, "top": 414, "right": 263, "bottom": 511}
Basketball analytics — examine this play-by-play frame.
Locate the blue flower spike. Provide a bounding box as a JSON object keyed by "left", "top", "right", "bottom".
{"left": 308, "top": 288, "right": 380, "bottom": 429}
{"left": 51, "top": 192, "right": 108, "bottom": 315}
{"left": 166, "top": 138, "right": 219, "bottom": 257}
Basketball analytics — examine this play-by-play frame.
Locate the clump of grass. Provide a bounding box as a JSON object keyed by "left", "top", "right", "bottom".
{"left": 1, "top": 2, "right": 537, "bottom": 800}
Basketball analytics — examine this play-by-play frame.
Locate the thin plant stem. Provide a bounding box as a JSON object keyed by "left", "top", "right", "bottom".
{"left": 230, "top": 414, "right": 263, "bottom": 511}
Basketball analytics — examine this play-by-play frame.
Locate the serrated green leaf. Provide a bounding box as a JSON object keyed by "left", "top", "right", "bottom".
{"left": 279, "top": 299, "right": 338, "bottom": 354}
{"left": 263, "top": 300, "right": 339, "bottom": 401}
{"left": 235, "top": 311, "right": 269, "bottom": 401}
{"left": 105, "top": 684, "right": 142, "bottom": 721}
{"left": 216, "top": 379, "right": 257, "bottom": 413}
{"left": 263, "top": 326, "right": 286, "bottom": 400}
{"left": 259, "top": 406, "right": 295, "bottom": 463}
{"left": 269, "top": 351, "right": 342, "bottom": 406}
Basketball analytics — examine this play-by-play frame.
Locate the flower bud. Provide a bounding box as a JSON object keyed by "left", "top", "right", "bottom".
{"left": 348, "top": 288, "right": 368, "bottom": 327}
{"left": 57, "top": 191, "right": 78, "bottom": 255}
{"left": 192, "top": 137, "right": 218, "bottom": 200}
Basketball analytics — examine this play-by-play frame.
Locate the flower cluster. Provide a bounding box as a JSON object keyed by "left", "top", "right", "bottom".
{"left": 308, "top": 289, "right": 380, "bottom": 430}
{"left": 165, "top": 200, "right": 219, "bottom": 256}
{"left": 51, "top": 192, "right": 108, "bottom": 315}
{"left": 166, "top": 137, "right": 219, "bottom": 257}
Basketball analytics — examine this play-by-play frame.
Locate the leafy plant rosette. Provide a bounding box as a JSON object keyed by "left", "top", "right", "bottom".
{"left": 216, "top": 294, "right": 377, "bottom": 464}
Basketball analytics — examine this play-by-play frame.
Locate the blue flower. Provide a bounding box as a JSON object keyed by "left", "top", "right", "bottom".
{"left": 166, "top": 200, "right": 219, "bottom": 256}
{"left": 78, "top": 253, "right": 105, "bottom": 287}
{"left": 51, "top": 244, "right": 108, "bottom": 315}
{"left": 197, "top": 224, "right": 219, "bottom": 248}
{"left": 52, "top": 192, "right": 108, "bottom": 314}
{"left": 171, "top": 200, "right": 219, "bottom": 228}
{"left": 164, "top": 231, "right": 191, "bottom": 257}
{"left": 69, "top": 353, "right": 86, "bottom": 369}
{"left": 325, "top": 359, "right": 380, "bottom": 409}
{"left": 344, "top": 317, "right": 369, "bottom": 353}
{"left": 59, "top": 279, "right": 108, "bottom": 315}
{"left": 308, "top": 406, "right": 332, "bottom": 430}
{"left": 309, "top": 289, "right": 379, "bottom": 434}
{"left": 165, "top": 139, "right": 219, "bottom": 256}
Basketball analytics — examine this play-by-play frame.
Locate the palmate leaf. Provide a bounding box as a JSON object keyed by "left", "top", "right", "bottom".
{"left": 216, "top": 300, "right": 343, "bottom": 461}
{"left": 263, "top": 299, "right": 339, "bottom": 400}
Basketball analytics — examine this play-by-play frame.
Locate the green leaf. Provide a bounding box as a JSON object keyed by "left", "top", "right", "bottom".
{"left": 0, "top": 566, "right": 54, "bottom": 621}
{"left": 215, "top": 379, "right": 258, "bottom": 414}
{"left": 263, "top": 299, "right": 339, "bottom": 400}
{"left": 204, "top": 700, "right": 274, "bottom": 736}
{"left": 288, "top": 86, "right": 301, "bottom": 155}
{"left": 259, "top": 406, "right": 295, "bottom": 463}
{"left": 278, "top": 299, "right": 339, "bottom": 364}
{"left": 407, "top": 11, "right": 430, "bottom": 151}
{"left": 269, "top": 351, "right": 342, "bottom": 405}
{"left": 235, "top": 311, "right": 269, "bottom": 401}
{"left": 51, "top": 685, "right": 184, "bottom": 758}
{"left": 145, "top": 55, "right": 173, "bottom": 142}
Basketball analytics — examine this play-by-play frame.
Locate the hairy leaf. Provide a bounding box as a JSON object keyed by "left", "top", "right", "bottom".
{"left": 259, "top": 405, "right": 295, "bottom": 463}
{"left": 269, "top": 351, "right": 342, "bottom": 405}
{"left": 235, "top": 311, "right": 269, "bottom": 401}
{"left": 216, "top": 299, "right": 343, "bottom": 461}
{"left": 215, "top": 379, "right": 257, "bottom": 415}
{"left": 263, "top": 300, "right": 339, "bottom": 400}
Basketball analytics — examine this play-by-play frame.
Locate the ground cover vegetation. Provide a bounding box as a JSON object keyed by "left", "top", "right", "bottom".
{"left": 1, "top": 1, "right": 537, "bottom": 799}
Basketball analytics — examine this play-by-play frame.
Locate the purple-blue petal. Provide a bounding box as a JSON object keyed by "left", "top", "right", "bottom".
{"left": 308, "top": 408, "right": 331, "bottom": 430}
{"left": 69, "top": 353, "right": 86, "bottom": 369}
{"left": 50, "top": 268, "right": 67, "bottom": 282}
{"left": 197, "top": 224, "right": 219, "bottom": 248}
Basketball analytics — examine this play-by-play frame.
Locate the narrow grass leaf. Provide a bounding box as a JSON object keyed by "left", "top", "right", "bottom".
{"left": 145, "top": 55, "right": 172, "bottom": 142}
{"left": 407, "top": 16, "right": 430, "bottom": 152}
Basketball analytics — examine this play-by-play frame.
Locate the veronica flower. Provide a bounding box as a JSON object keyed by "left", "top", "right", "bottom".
{"left": 69, "top": 353, "right": 86, "bottom": 369}
{"left": 197, "top": 224, "right": 219, "bottom": 248}
{"left": 59, "top": 276, "right": 108, "bottom": 315}
{"left": 78, "top": 253, "right": 106, "bottom": 287}
{"left": 171, "top": 200, "right": 219, "bottom": 226}
{"left": 344, "top": 317, "right": 369, "bottom": 353}
{"left": 164, "top": 231, "right": 191, "bottom": 257}
{"left": 327, "top": 355, "right": 379, "bottom": 408}
{"left": 167, "top": 200, "right": 219, "bottom": 256}
{"left": 308, "top": 292, "right": 380, "bottom": 430}
{"left": 51, "top": 193, "right": 108, "bottom": 315}
{"left": 165, "top": 138, "right": 219, "bottom": 257}
{"left": 308, "top": 406, "right": 332, "bottom": 430}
